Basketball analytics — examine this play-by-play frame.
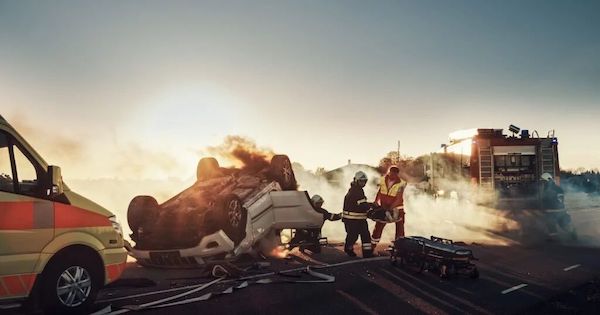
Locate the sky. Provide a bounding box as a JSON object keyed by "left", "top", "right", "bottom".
{"left": 1, "top": 0, "right": 600, "bottom": 180}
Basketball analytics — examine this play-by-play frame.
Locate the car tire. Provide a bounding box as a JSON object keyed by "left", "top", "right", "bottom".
{"left": 127, "top": 195, "right": 159, "bottom": 234}
{"left": 197, "top": 157, "right": 220, "bottom": 182}
{"left": 269, "top": 155, "right": 297, "bottom": 190}
{"left": 215, "top": 194, "right": 248, "bottom": 245}
{"left": 40, "top": 252, "right": 102, "bottom": 314}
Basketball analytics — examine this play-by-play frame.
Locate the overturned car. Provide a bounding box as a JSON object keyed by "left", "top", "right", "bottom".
{"left": 127, "top": 155, "right": 324, "bottom": 267}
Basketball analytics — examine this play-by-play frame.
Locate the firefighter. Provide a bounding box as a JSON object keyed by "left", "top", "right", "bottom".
{"left": 540, "top": 173, "right": 577, "bottom": 240}
{"left": 290, "top": 195, "right": 341, "bottom": 253}
{"left": 343, "top": 171, "right": 374, "bottom": 258}
{"left": 371, "top": 166, "right": 406, "bottom": 251}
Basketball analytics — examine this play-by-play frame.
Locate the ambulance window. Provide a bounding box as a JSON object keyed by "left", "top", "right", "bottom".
{"left": 13, "top": 145, "right": 40, "bottom": 196}
{"left": 0, "top": 133, "right": 15, "bottom": 193}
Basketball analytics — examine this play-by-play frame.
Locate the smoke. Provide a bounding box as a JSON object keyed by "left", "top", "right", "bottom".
{"left": 293, "top": 163, "right": 382, "bottom": 242}
{"left": 403, "top": 182, "right": 518, "bottom": 245}
{"left": 68, "top": 177, "right": 194, "bottom": 240}
{"left": 203, "top": 135, "right": 274, "bottom": 172}
{"left": 7, "top": 113, "right": 84, "bottom": 163}
{"left": 114, "top": 142, "right": 184, "bottom": 179}
{"left": 293, "top": 162, "right": 519, "bottom": 245}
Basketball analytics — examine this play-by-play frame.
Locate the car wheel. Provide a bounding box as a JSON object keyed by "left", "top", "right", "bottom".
{"left": 269, "top": 155, "right": 297, "bottom": 190}
{"left": 197, "top": 157, "right": 220, "bottom": 182}
{"left": 216, "top": 194, "right": 248, "bottom": 245}
{"left": 127, "top": 195, "right": 159, "bottom": 235}
{"left": 41, "top": 253, "right": 102, "bottom": 314}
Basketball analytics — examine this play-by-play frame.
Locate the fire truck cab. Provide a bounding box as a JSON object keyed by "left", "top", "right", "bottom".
{"left": 0, "top": 115, "right": 127, "bottom": 313}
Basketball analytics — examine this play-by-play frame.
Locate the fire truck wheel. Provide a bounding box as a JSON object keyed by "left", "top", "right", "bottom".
{"left": 270, "top": 155, "right": 297, "bottom": 190}
{"left": 215, "top": 194, "right": 247, "bottom": 245}
{"left": 197, "top": 157, "right": 220, "bottom": 182}
{"left": 40, "top": 250, "right": 102, "bottom": 314}
{"left": 127, "top": 195, "right": 159, "bottom": 233}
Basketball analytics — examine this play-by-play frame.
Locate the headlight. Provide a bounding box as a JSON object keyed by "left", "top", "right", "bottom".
{"left": 109, "top": 216, "right": 123, "bottom": 237}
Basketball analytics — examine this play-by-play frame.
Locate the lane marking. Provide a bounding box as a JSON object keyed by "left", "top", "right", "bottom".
{"left": 381, "top": 269, "right": 492, "bottom": 315}
{"left": 366, "top": 272, "right": 448, "bottom": 315}
{"left": 336, "top": 289, "right": 378, "bottom": 315}
{"left": 563, "top": 264, "right": 581, "bottom": 271}
{"left": 501, "top": 284, "right": 528, "bottom": 295}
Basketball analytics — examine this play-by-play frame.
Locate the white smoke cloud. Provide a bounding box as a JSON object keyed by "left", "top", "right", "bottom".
{"left": 293, "top": 164, "right": 381, "bottom": 243}
{"left": 293, "top": 164, "right": 520, "bottom": 245}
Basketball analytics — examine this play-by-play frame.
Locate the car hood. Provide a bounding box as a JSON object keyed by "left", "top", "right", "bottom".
{"left": 64, "top": 190, "right": 114, "bottom": 217}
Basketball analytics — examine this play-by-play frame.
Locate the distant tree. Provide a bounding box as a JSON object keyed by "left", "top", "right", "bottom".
{"left": 315, "top": 167, "right": 327, "bottom": 176}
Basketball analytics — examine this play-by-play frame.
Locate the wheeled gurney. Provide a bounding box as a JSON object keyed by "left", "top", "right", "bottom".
{"left": 389, "top": 236, "right": 479, "bottom": 279}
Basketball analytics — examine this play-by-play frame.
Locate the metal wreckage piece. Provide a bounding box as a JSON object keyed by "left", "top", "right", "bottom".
{"left": 96, "top": 257, "right": 388, "bottom": 313}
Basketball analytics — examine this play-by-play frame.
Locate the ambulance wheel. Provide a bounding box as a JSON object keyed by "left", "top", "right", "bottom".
{"left": 41, "top": 250, "right": 102, "bottom": 314}
{"left": 197, "top": 157, "right": 220, "bottom": 181}
{"left": 215, "top": 194, "right": 247, "bottom": 245}
{"left": 470, "top": 268, "right": 480, "bottom": 279}
{"left": 270, "top": 155, "right": 297, "bottom": 190}
{"left": 127, "top": 195, "right": 159, "bottom": 234}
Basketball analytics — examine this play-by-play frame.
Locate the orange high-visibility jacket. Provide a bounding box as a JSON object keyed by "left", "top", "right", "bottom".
{"left": 376, "top": 175, "right": 406, "bottom": 211}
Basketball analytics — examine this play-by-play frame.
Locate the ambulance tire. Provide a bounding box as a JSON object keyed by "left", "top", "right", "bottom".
{"left": 270, "top": 155, "right": 297, "bottom": 190}
{"left": 41, "top": 250, "right": 103, "bottom": 314}
{"left": 127, "top": 195, "right": 159, "bottom": 233}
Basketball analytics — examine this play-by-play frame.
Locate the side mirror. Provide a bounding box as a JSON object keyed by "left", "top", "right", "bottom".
{"left": 47, "top": 165, "right": 64, "bottom": 196}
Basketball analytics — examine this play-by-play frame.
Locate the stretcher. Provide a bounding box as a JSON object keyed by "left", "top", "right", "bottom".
{"left": 389, "top": 236, "right": 479, "bottom": 279}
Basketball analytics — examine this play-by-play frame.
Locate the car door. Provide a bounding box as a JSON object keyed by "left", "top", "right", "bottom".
{"left": 0, "top": 130, "right": 54, "bottom": 298}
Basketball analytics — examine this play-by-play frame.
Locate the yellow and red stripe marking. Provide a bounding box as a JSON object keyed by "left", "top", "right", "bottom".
{"left": 0, "top": 201, "right": 111, "bottom": 229}
{"left": 55, "top": 203, "right": 111, "bottom": 229}
{"left": 0, "top": 273, "right": 37, "bottom": 298}
{"left": 105, "top": 261, "right": 127, "bottom": 283}
{"left": 0, "top": 202, "right": 34, "bottom": 229}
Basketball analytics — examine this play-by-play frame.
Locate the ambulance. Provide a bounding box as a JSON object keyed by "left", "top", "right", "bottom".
{"left": 0, "top": 115, "right": 127, "bottom": 313}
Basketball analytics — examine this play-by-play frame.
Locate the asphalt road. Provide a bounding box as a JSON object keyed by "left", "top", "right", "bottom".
{"left": 93, "top": 205, "right": 600, "bottom": 315}
{"left": 9, "top": 207, "right": 600, "bottom": 315}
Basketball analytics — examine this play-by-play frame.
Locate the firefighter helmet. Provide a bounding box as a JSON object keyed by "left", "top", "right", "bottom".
{"left": 354, "top": 171, "right": 368, "bottom": 187}
{"left": 541, "top": 173, "right": 553, "bottom": 182}
{"left": 311, "top": 194, "right": 324, "bottom": 207}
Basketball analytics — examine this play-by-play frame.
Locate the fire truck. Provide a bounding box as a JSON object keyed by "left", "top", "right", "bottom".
{"left": 437, "top": 125, "right": 561, "bottom": 209}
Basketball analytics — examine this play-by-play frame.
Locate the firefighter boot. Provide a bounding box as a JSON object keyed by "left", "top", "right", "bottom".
{"left": 362, "top": 243, "right": 374, "bottom": 258}
{"left": 344, "top": 247, "right": 357, "bottom": 257}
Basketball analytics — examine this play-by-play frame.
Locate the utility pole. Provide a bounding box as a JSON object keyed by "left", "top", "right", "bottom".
{"left": 397, "top": 140, "right": 400, "bottom": 166}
